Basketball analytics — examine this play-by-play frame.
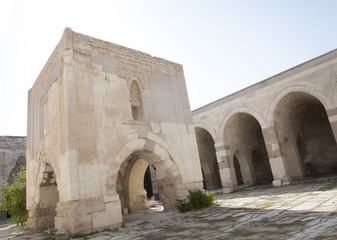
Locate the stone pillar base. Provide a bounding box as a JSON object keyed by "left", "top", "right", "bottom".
{"left": 28, "top": 207, "right": 57, "bottom": 231}
{"left": 54, "top": 196, "right": 122, "bottom": 234}
{"left": 272, "top": 178, "right": 291, "bottom": 187}
{"left": 222, "top": 187, "right": 233, "bottom": 194}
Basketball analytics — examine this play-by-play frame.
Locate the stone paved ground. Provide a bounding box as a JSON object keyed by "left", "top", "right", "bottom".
{"left": 3, "top": 178, "right": 337, "bottom": 239}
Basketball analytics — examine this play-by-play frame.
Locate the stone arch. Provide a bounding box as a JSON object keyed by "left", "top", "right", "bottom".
{"left": 282, "top": 137, "right": 304, "bottom": 178}
{"left": 232, "top": 150, "right": 253, "bottom": 186}
{"left": 224, "top": 112, "right": 273, "bottom": 187}
{"left": 268, "top": 85, "right": 333, "bottom": 124}
{"left": 273, "top": 91, "right": 337, "bottom": 177}
{"left": 30, "top": 156, "right": 59, "bottom": 230}
{"left": 106, "top": 136, "right": 186, "bottom": 212}
{"left": 194, "top": 122, "right": 216, "bottom": 140}
{"left": 217, "top": 107, "right": 267, "bottom": 143}
{"left": 34, "top": 150, "right": 59, "bottom": 193}
{"left": 127, "top": 76, "right": 145, "bottom": 91}
{"left": 195, "top": 127, "right": 222, "bottom": 190}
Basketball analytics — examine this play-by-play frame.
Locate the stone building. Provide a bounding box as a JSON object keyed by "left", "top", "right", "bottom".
{"left": 193, "top": 49, "right": 337, "bottom": 192}
{"left": 27, "top": 28, "right": 203, "bottom": 233}
{"left": 0, "top": 136, "right": 26, "bottom": 220}
{"left": 26, "top": 28, "right": 337, "bottom": 234}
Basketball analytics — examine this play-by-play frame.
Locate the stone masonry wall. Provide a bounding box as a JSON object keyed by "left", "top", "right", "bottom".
{"left": 0, "top": 136, "right": 26, "bottom": 220}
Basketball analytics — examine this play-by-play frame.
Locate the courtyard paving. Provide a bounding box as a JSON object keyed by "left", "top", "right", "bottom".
{"left": 2, "top": 178, "right": 337, "bottom": 239}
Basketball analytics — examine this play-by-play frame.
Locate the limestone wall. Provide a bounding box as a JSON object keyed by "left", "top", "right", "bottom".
{"left": 27, "top": 28, "right": 203, "bottom": 233}
{"left": 0, "top": 136, "right": 26, "bottom": 220}
{"left": 0, "top": 136, "right": 26, "bottom": 186}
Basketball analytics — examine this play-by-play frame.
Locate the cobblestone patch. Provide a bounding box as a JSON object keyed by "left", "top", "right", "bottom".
{"left": 4, "top": 179, "right": 337, "bottom": 239}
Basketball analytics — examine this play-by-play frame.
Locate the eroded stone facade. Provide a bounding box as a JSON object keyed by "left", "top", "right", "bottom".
{"left": 27, "top": 28, "right": 203, "bottom": 234}
{"left": 193, "top": 49, "right": 337, "bottom": 192}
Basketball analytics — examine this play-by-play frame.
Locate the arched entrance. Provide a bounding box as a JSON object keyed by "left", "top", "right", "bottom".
{"left": 106, "top": 137, "right": 188, "bottom": 218}
{"left": 232, "top": 150, "right": 254, "bottom": 186}
{"left": 195, "top": 127, "right": 222, "bottom": 190}
{"left": 274, "top": 92, "right": 337, "bottom": 177}
{"left": 117, "top": 157, "right": 159, "bottom": 213}
{"left": 224, "top": 113, "right": 273, "bottom": 188}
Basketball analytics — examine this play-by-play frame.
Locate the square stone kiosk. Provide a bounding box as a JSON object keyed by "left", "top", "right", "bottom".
{"left": 27, "top": 28, "right": 203, "bottom": 234}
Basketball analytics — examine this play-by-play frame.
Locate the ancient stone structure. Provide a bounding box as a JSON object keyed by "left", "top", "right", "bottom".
{"left": 0, "top": 136, "right": 26, "bottom": 220}
{"left": 27, "top": 27, "right": 337, "bottom": 234}
{"left": 27, "top": 28, "right": 203, "bottom": 233}
{"left": 193, "top": 49, "right": 337, "bottom": 192}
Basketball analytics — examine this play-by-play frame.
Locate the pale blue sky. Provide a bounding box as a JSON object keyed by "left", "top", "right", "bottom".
{"left": 1, "top": 0, "right": 337, "bottom": 136}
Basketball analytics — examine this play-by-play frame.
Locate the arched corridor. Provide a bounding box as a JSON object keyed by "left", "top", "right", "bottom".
{"left": 274, "top": 92, "right": 337, "bottom": 178}
{"left": 116, "top": 146, "right": 186, "bottom": 216}
{"left": 224, "top": 113, "right": 273, "bottom": 188}
{"left": 195, "top": 127, "right": 222, "bottom": 190}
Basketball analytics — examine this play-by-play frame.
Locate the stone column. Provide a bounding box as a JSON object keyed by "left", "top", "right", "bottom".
{"left": 327, "top": 108, "right": 337, "bottom": 143}
{"left": 262, "top": 126, "right": 290, "bottom": 186}
{"left": 214, "top": 141, "right": 235, "bottom": 193}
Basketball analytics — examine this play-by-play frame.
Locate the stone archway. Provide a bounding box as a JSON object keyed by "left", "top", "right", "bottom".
{"left": 232, "top": 150, "right": 253, "bottom": 187}
{"left": 29, "top": 161, "right": 59, "bottom": 230}
{"left": 273, "top": 92, "right": 337, "bottom": 177}
{"left": 106, "top": 137, "right": 188, "bottom": 217}
{"left": 195, "top": 127, "right": 222, "bottom": 190}
{"left": 118, "top": 158, "right": 150, "bottom": 213}
{"left": 224, "top": 112, "right": 273, "bottom": 188}
{"left": 282, "top": 137, "right": 304, "bottom": 179}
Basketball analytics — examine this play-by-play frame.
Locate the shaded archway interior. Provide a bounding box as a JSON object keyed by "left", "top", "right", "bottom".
{"left": 195, "top": 127, "right": 222, "bottom": 190}
{"left": 274, "top": 92, "right": 337, "bottom": 178}
{"left": 224, "top": 113, "right": 273, "bottom": 187}
{"left": 117, "top": 149, "right": 183, "bottom": 216}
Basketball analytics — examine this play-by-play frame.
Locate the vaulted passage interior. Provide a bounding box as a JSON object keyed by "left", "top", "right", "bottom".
{"left": 224, "top": 113, "right": 273, "bottom": 188}
{"left": 117, "top": 157, "right": 160, "bottom": 214}
{"left": 117, "top": 149, "right": 183, "bottom": 217}
{"left": 274, "top": 92, "right": 337, "bottom": 178}
{"left": 195, "top": 127, "right": 222, "bottom": 190}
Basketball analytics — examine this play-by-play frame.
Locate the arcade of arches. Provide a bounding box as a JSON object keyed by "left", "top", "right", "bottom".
{"left": 193, "top": 91, "right": 337, "bottom": 191}
{"left": 195, "top": 127, "right": 222, "bottom": 190}
{"left": 25, "top": 29, "right": 337, "bottom": 234}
